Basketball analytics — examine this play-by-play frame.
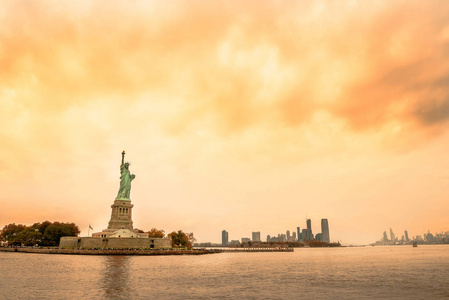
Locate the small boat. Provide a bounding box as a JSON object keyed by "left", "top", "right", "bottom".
{"left": 413, "top": 242, "right": 418, "bottom": 247}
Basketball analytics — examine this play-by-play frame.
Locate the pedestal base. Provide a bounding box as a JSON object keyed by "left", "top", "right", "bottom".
{"left": 92, "top": 228, "right": 148, "bottom": 238}
{"left": 60, "top": 236, "right": 172, "bottom": 249}
{"left": 107, "top": 200, "right": 134, "bottom": 230}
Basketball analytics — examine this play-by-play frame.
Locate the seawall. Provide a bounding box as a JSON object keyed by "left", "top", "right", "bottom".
{"left": 0, "top": 247, "right": 220, "bottom": 256}
{"left": 0, "top": 247, "right": 294, "bottom": 255}
{"left": 59, "top": 236, "right": 172, "bottom": 249}
{"left": 218, "top": 248, "right": 294, "bottom": 252}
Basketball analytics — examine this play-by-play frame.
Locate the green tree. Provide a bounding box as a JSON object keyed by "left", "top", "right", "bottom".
{"left": 16, "top": 228, "right": 42, "bottom": 246}
{"left": 32, "top": 221, "right": 52, "bottom": 245}
{"left": 43, "top": 222, "right": 80, "bottom": 246}
{"left": 148, "top": 228, "right": 165, "bottom": 238}
{"left": 1, "top": 222, "right": 80, "bottom": 246}
{"left": 168, "top": 230, "right": 196, "bottom": 249}
{"left": 32, "top": 221, "right": 52, "bottom": 234}
{"left": 0, "top": 224, "right": 27, "bottom": 245}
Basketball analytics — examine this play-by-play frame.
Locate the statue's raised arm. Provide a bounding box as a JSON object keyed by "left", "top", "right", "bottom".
{"left": 115, "top": 151, "right": 136, "bottom": 200}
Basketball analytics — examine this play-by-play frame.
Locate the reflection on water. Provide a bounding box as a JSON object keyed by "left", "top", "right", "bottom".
{"left": 101, "top": 256, "right": 131, "bottom": 299}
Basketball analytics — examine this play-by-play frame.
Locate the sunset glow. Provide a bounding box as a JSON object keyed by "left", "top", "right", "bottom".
{"left": 1, "top": 1, "right": 449, "bottom": 244}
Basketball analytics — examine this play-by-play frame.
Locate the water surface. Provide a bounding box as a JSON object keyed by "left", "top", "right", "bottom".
{"left": 1, "top": 245, "right": 448, "bottom": 299}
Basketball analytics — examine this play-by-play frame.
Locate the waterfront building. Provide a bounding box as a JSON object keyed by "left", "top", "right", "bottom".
{"left": 292, "top": 231, "right": 297, "bottom": 241}
{"left": 390, "top": 228, "right": 396, "bottom": 243}
{"left": 222, "top": 230, "right": 229, "bottom": 246}
{"left": 274, "top": 234, "right": 287, "bottom": 242}
{"left": 286, "top": 230, "right": 291, "bottom": 241}
{"left": 315, "top": 233, "right": 322, "bottom": 241}
{"left": 383, "top": 231, "right": 388, "bottom": 244}
{"left": 321, "top": 219, "right": 330, "bottom": 243}
{"left": 297, "top": 227, "right": 300, "bottom": 242}
{"left": 252, "top": 231, "right": 261, "bottom": 242}
{"left": 425, "top": 231, "right": 434, "bottom": 242}
{"left": 306, "top": 219, "right": 313, "bottom": 241}
{"left": 229, "top": 240, "right": 240, "bottom": 246}
{"left": 302, "top": 229, "right": 307, "bottom": 241}
{"left": 404, "top": 230, "right": 409, "bottom": 242}
{"left": 267, "top": 234, "right": 287, "bottom": 242}
{"left": 242, "top": 237, "right": 251, "bottom": 244}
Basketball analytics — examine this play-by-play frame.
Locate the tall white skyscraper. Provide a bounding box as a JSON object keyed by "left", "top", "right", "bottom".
{"left": 321, "top": 219, "right": 330, "bottom": 243}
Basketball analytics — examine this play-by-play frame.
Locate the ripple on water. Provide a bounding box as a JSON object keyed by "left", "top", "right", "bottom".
{"left": 1, "top": 245, "right": 449, "bottom": 299}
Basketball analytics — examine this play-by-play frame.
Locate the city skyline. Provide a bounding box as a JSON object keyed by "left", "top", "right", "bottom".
{"left": 377, "top": 227, "right": 449, "bottom": 245}
{"left": 1, "top": 1, "right": 449, "bottom": 245}
{"left": 223, "top": 218, "right": 332, "bottom": 244}
{"left": 219, "top": 222, "right": 448, "bottom": 246}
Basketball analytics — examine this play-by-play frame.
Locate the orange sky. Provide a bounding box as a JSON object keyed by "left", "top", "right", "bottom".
{"left": 1, "top": 1, "right": 449, "bottom": 244}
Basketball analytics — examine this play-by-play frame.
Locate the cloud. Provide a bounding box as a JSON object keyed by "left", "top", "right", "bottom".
{"left": 2, "top": 2, "right": 449, "bottom": 244}
{"left": 415, "top": 97, "right": 449, "bottom": 125}
{"left": 1, "top": 1, "right": 449, "bottom": 163}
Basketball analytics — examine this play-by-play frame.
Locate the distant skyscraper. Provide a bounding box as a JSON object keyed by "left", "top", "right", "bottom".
{"left": 390, "top": 228, "right": 395, "bottom": 243}
{"left": 286, "top": 230, "right": 291, "bottom": 241}
{"left": 383, "top": 231, "right": 388, "bottom": 244}
{"left": 306, "top": 219, "right": 312, "bottom": 240}
{"left": 404, "top": 230, "right": 409, "bottom": 242}
{"left": 321, "top": 219, "right": 330, "bottom": 243}
{"left": 252, "top": 231, "right": 261, "bottom": 242}
{"left": 222, "top": 230, "right": 229, "bottom": 246}
{"left": 297, "top": 227, "right": 300, "bottom": 242}
{"left": 241, "top": 237, "right": 250, "bottom": 244}
{"left": 302, "top": 229, "right": 307, "bottom": 241}
{"left": 425, "top": 231, "right": 434, "bottom": 242}
{"left": 292, "top": 231, "right": 297, "bottom": 241}
{"left": 282, "top": 234, "right": 287, "bottom": 242}
{"left": 266, "top": 235, "right": 271, "bottom": 242}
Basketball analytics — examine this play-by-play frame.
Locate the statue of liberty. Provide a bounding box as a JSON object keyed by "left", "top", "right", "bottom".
{"left": 116, "top": 151, "right": 136, "bottom": 200}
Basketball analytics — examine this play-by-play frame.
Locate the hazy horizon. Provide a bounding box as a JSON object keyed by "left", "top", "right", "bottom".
{"left": 1, "top": 1, "right": 449, "bottom": 245}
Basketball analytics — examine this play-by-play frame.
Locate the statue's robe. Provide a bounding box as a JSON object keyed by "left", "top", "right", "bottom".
{"left": 116, "top": 165, "right": 135, "bottom": 199}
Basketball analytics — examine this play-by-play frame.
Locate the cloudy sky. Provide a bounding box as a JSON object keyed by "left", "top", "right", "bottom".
{"left": 1, "top": 1, "right": 449, "bottom": 244}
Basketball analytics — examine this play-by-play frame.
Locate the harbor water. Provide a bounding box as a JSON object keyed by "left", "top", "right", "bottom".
{"left": 1, "top": 245, "right": 448, "bottom": 299}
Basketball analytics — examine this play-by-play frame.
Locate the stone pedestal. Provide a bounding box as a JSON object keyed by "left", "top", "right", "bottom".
{"left": 92, "top": 228, "right": 148, "bottom": 238}
{"left": 60, "top": 236, "right": 172, "bottom": 249}
{"left": 92, "top": 198, "right": 148, "bottom": 239}
{"left": 107, "top": 200, "right": 134, "bottom": 230}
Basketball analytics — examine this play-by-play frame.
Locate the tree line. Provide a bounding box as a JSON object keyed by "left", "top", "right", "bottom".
{"left": 148, "top": 228, "right": 196, "bottom": 249}
{"left": 1, "top": 223, "right": 196, "bottom": 249}
{"left": 0, "top": 221, "right": 80, "bottom": 247}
